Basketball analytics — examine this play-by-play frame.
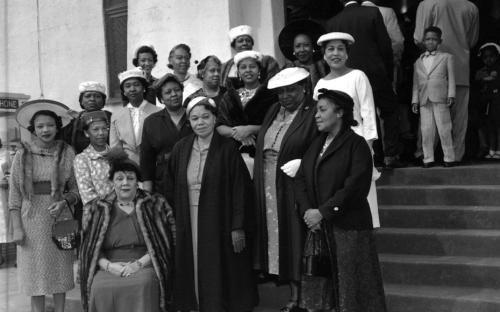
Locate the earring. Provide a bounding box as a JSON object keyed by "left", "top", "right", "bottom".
{"left": 258, "top": 74, "right": 261, "bottom": 80}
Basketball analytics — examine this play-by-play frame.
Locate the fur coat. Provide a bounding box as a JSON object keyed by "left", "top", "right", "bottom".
{"left": 79, "top": 189, "right": 175, "bottom": 312}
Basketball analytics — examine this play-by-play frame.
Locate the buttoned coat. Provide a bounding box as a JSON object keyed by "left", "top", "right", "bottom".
{"left": 109, "top": 101, "right": 161, "bottom": 164}
{"left": 412, "top": 51, "right": 456, "bottom": 106}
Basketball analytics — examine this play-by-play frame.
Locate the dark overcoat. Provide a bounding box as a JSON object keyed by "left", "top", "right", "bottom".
{"left": 294, "top": 129, "right": 373, "bottom": 230}
{"left": 165, "top": 132, "right": 258, "bottom": 312}
{"left": 253, "top": 97, "right": 318, "bottom": 282}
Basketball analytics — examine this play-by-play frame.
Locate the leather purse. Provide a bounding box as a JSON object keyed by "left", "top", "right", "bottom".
{"left": 51, "top": 201, "right": 80, "bottom": 250}
{"left": 302, "top": 227, "right": 332, "bottom": 277}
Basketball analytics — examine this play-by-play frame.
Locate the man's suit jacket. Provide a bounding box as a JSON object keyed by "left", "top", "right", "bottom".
{"left": 412, "top": 51, "right": 456, "bottom": 106}
{"left": 109, "top": 101, "right": 162, "bottom": 164}
{"left": 327, "top": 2, "right": 394, "bottom": 89}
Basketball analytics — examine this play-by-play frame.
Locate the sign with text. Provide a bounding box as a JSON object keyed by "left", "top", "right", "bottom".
{"left": 0, "top": 99, "right": 19, "bottom": 110}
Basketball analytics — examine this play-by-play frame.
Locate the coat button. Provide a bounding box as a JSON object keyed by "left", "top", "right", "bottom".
{"left": 334, "top": 207, "right": 339, "bottom": 211}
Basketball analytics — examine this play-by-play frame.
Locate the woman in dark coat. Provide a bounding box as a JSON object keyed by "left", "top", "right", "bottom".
{"left": 141, "top": 74, "right": 192, "bottom": 195}
{"left": 294, "top": 89, "right": 386, "bottom": 312}
{"left": 253, "top": 67, "right": 318, "bottom": 311}
{"left": 166, "top": 97, "right": 257, "bottom": 312}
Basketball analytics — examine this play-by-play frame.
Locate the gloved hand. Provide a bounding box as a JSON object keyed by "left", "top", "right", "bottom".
{"left": 280, "top": 159, "right": 302, "bottom": 178}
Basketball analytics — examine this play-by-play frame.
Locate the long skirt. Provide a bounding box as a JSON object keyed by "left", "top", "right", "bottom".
{"left": 300, "top": 226, "right": 387, "bottom": 312}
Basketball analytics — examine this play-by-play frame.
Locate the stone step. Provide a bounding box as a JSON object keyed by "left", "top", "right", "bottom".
{"left": 379, "top": 205, "right": 500, "bottom": 229}
{"left": 376, "top": 228, "right": 500, "bottom": 257}
{"left": 380, "top": 254, "right": 500, "bottom": 289}
{"left": 385, "top": 283, "right": 500, "bottom": 312}
{"left": 377, "top": 185, "right": 500, "bottom": 206}
{"left": 378, "top": 164, "right": 500, "bottom": 186}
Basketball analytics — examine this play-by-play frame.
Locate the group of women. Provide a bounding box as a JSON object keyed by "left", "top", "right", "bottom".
{"left": 8, "top": 21, "right": 386, "bottom": 312}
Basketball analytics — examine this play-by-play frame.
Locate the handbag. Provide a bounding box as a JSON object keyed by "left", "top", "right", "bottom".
{"left": 302, "top": 226, "right": 332, "bottom": 277}
{"left": 51, "top": 201, "right": 80, "bottom": 250}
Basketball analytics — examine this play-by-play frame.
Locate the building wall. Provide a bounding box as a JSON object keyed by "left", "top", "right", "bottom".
{"left": 127, "top": 0, "right": 285, "bottom": 79}
{"left": 0, "top": 0, "right": 107, "bottom": 111}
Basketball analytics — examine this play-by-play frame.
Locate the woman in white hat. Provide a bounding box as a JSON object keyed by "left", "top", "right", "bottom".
{"left": 314, "top": 32, "right": 381, "bottom": 228}
{"left": 9, "top": 100, "right": 80, "bottom": 312}
{"left": 221, "top": 25, "right": 280, "bottom": 90}
{"left": 166, "top": 43, "right": 203, "bottom": 101}
{"left": 166, "top": 97, "right": 257, "bottom": 312}
{"left": 253, "top": 67, "right": 319, "bottom": 312}
{"left": 61, "top": 81, "right": 111, "bottom": 154}
{"left": 217, "top": 50, "right": 278, "bottom": 173}
{"left": 109, "top": 67, "right": 162, "bottom": 164}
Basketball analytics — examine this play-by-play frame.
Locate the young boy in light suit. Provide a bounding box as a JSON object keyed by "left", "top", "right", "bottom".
{"left": 412, "top": 26, "right": 456, "bottom": 168}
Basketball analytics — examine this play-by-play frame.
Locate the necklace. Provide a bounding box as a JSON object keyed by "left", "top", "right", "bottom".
{"left": 320, "top": 133, "right": 335, "bottom": 157}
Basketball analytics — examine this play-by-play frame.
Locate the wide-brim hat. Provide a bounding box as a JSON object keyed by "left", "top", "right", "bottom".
{"left": 317, "top": 32, "right": 355, "bottom": 46}
{"left": 278, "top": 19, "right": 325, "bottom": 61}
{"left": 16, "top": 99, "right": 72, "bottom": 129}
{"left": 268, "top": 67, "right": 310, "bottom": 89}
{"left": 478, "top": 42, "right": 500, "bottom": 57}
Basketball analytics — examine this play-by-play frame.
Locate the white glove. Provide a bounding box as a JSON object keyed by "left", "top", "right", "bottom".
{"left": 281, "top": 159, "right": 302, "bottom": 178}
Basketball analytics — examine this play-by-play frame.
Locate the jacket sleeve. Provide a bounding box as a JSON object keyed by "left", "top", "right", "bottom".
{"left": 386, "top": 8, "right": 404, "bottom": 62}
{"left": 293, "top": 159, "right": 313, "bottom": 217}
{"left": 467, "top": 4, "right": 479, "bottom": 48}
{"left": 374, "top": 9, "right": 394, "bottom": 80}
{"left": 447, "top": 54, "right": 456, "bottom": 98}
{"left": 356, "top": 71, "right": 378, "bottom": 141}
{"left": 412, "top": 61, "right": 420, "bottom": 104}
{"left": 7, "top": 150, "right": 22, "bottom": 211}
{"left": 318, "top": 139, "right": 373, "bottom": 221}
{"left": 109, "top": 114, "right": 121, "bottom": 149}
{"left": 229, "top": 143, "right": 252, "bottom": 231}
{"left": 413, "top": 2, "right": 429, "bottom": 44}
{"left": 140, "top": 117, "right": 156, "bottom": 182}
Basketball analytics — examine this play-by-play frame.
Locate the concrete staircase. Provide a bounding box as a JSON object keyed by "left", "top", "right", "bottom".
{"left": 377, "top": 164, "right": 500, "bottom": 312}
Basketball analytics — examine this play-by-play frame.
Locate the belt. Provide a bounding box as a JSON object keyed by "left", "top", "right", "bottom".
{"left": 33, "top": 181, "right": 51, "bottom": 195}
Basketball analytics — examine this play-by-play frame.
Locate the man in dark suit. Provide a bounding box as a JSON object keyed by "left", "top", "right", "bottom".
{"left": 327, "top": 0, "right": 404, "bottom": 168}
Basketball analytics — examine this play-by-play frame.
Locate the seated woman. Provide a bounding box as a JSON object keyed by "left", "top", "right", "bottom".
{"left": 79, "top": 148, "right": 175, "bottom": 312}
{"left": 294, "top": 89, "right": 386, "bottom": 312}
{"left": 166, "top": 43, "right": 202, "bottom": 100}
{"left": 132, "top": 45, "right": 159, "bottom": 105}
{"left": 166, "top": 97, "right": 257, "bottom": 312}
{"left": 141, "top": 74, "right": 193, "bottom": 195}
{"left": 278, "top": 19, "right": 329, "bottom": 89}
{"left": 217, "top": 50, "right": 278, "bottom": 174}
{"left": 73, "top": 111, "right": 113, "bottom": 206}
{"left": 221, "top": 25, "right": 280, "bottom": 89}
{"left": 61, "top": 81, "right": 111, "bottom": 154}
{"left": 183, "top": 55, "right": 227, "bottom": 107}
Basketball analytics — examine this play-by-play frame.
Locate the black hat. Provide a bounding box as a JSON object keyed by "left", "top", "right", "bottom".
{"left": 278, "top": 19, "right": 325, "bottom": 61}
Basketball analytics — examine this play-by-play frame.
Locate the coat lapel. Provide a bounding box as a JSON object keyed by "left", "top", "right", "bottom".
{"left": 281, "top": 99, "right": 314, "bottom": 149}
{"left": 316, "top": 130, "right": 353, "bottom": 167}
{"left": 427, "top": 53, "right": 445, "bottom": 75}
{"left": 116, "top": 107, "right": 137, "bottom": 148}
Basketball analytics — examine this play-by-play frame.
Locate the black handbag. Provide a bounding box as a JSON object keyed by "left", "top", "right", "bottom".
{"left": 51, "top": 201, "right": 80, "bottom": 250}
{"left": 302, "top": 227, "right": 332, "bottom": 277}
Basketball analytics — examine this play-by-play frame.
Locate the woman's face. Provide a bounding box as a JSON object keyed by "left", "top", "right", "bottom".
{"left": 189, "top": 105, "right": 216, "bottom": 139}
{"left": 277, "top": 82, "right": 306, "bottom": 112}
{"left": 81, "top": 91, "right": 105, "bottom": 111}
{"left": 482, "top": 49, "right": 500, "bottom": 68}
{"left": 122, "top": 78, "right": 145, "bottom": 102}
{"left": 315, "top": 98, "right": 342, "bottom": 133}
{"left": 323, "top": 40, "right": 348, "bottom": 70}
{"left": 293, "top": 34, "right": 314, "bottom": 64}
{"left": 85, "top": 120, "right": 109, "bottom": 149}
{"left": 137, "top": 52, "right": 156, "bottom": 76}
{"left": 113, "top": 170, "right": 138, "bottom": 202}
{"left": 33, "top": 114, "right": 58, "bottom": 144}
{"left": 169, "top": 48, "right": 191, "bottom": 75}
{"left": 237, "top": 58, "right": 260, "bottom": 86}
{"left": 233, "top": 35, "right": 253, "bottom": 52}
{"left": 202, "top": 60, "right": 221, "bottom": 89}
{"left": 161, "top": 81, "right": 183, "bottom": 111}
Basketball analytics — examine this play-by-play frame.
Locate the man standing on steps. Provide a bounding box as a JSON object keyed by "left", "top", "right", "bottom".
{"left": 327, "top": 0, "right": 405, "bottom": 169}
{"left": 414, "top": 0, "right": 479, "bottom": 162}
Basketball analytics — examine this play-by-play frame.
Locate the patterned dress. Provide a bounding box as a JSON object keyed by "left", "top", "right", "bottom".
{"left": 8, "top": 141, "right": 78, "bottom": 296}
{"left": 73, "top": 145, "right": 113, "bottom": 205}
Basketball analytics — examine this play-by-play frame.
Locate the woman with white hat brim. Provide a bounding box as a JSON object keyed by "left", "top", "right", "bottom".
{"left": 314, "top": 32, "right": 381, "bottom": 228}
{"left": 253, "top": 67, "right": 320, "bottom": 312}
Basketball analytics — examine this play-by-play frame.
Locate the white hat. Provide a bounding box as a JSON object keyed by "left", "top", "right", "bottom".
{"left": 229, "top": 25, "right": 253, "bottom": 43}
{"left": 16, "top": 99, "right": 72, "bottom": 129}
{"left": 118, "top": 67, "right": 147, "bottom": 85}
{"left": 234, "top": 50, "right": 263, "bottom": 66}
{"left": 186, "top": 96, "right": 216, "bottom": 115}
{"left": 317, "top": 32, "right": 355, "bottom": 46}
{"left": 478, "top": 42, "right": 500, "bottom": 57}
{"left": 78, "top": 81, "right": 106, "bottom": 95}
{"left": 268, "top": 67, "right": 310, "bottom": 89}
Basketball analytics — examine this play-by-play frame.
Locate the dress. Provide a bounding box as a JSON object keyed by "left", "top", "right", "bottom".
{"left": 89, "top": 203, "right": 160, "bottom": 312}
{"left": 314, "top": 70, "right": 380, "bottom": 227}
{"left": 8, "top": 141, "right": 77, "bottom": 295}
{"left": 73, "top": 145, "right": 113, "bottom": 205}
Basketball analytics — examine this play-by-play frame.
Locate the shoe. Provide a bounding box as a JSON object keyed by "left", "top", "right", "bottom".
{"left": 493, "top": 153, "right": 500, "bottom": 160}
{"left": 485, "top": 151, "right": 495, "bottom": 159}
{"left": 443, "top": 161, "right": 456, "bottom": 167}
{"left": 422, "top": 162, "right": 435, "bottom": 168}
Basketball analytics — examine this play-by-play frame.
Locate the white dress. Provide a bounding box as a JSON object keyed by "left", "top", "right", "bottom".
{"left": 314, "top": 69, "right": 381, "bottom": 228}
